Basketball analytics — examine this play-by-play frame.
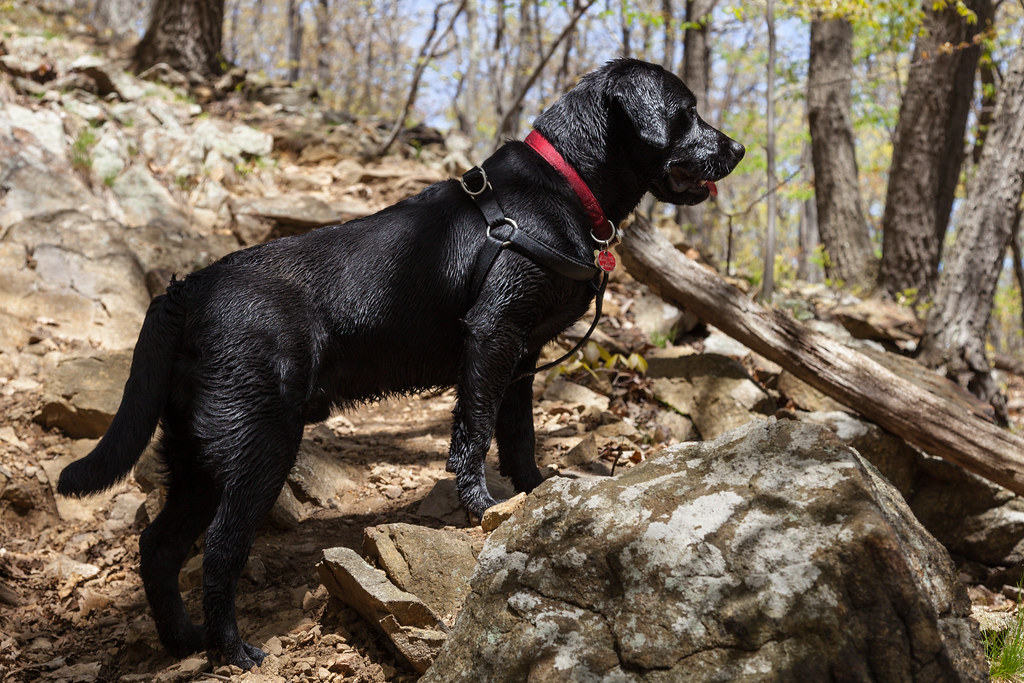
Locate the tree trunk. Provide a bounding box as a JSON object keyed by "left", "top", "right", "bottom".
{"left": 878, "top": 0, "right": 993, "bottom": 300}
{"left": 676, "top": 0, "right": 717, "bottom": 251}
{"left": 133, "top": 0, "right": 226, "bottom": 79}
{"left": 286, "top": 0, "right": 303, "bottom": 83}
{"left": 761, "top": 0, "right": 776, "bottom": 302}
{"left": 797, "top": 139, "right": 820, "bottom": 282}
{"left": 617, "top": 214, "right": 1024, "bottom": 497}
{"left": 918, "top": 45, "right": 1024, "bottom": 418}
{"left": 315, "top": 0, "right": 331, "bottom": 90}
{"left": 807, "top": 15, "right": 876, "bottom": 291}
{"left": 1012, "top": 210, "right": 1024, "bottom": 350}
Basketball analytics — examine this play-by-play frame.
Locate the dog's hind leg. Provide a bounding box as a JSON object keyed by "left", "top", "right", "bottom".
{"left": 495, "top": 355, "right": 544, "bottom": 493}
{"left": 139, "top": 441, "right": 220, "bottom": 658}
{"left": 200, "top": 429, "right": 301, "bottom": 669}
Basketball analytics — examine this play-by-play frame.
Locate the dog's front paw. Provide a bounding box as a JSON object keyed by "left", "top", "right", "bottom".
{"left": 462, "top": 489, "right": 502, "bottom": 521}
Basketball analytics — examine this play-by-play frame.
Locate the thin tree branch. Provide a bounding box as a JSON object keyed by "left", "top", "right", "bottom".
{"left": 378, "top": 0, "right": 467, "bottom": 155}
{"left": 493, "top": 0, "right": 597, "bottom": 142}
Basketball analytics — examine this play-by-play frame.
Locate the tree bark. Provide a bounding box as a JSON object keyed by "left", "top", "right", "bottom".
{"left": 286, "top": 0, "right": 303, "bottom": 83}
{"left": 132, "top": 0, "right": 226, "bottom": 78}
{"left": 918, "top": 45, "right": 1024, "bottom": 418}
{"left": 807, "top": 15, "right": 876, "bottom": 291}
{"left": 617, "top": 214, "right": 1024, "bottom": 497}
{"left": 797, "top": 139, "right": 820, "bottom": 282}
{"left": 315, "top": 0, "right": 331, "bottom": 90}
{"left": 1012, "top": 211, "right": 1024, "bottom": 349}
{"left": 878, "top": 0, "right": 993, "bottom": 300}
{"left": 761, "top": 0, "right": 776, "bottom": 302}
{"left": 676, "top": 0, "right": 717, "bottom": 251}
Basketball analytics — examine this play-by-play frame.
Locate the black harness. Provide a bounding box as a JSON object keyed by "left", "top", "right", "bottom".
{"left": 459, "top": 164, "right": 614, "bottom": 377}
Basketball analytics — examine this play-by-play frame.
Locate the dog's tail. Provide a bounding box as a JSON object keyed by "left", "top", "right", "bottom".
{"left": 58, "top": 285, "right": 186, "bottom": 497}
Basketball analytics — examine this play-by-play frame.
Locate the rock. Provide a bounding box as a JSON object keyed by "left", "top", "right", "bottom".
{"left": 651, "top": 408, "right": 698, "bottom": 442}
{"left": 191, "top": 119, "right": 274, "bottom": 160}
{"left": 832, "top": 298, "right": 923, "bottom": 343}
{"left": 641, "top": 344, "right": 696, "bottom": 376}
{"left": 798, "top": 411, "right": 919, "bottom": 494}
{"left": 69, "top": 56, "right": 147, "bottom": 101}
{"left": 89, "top": 122, "right": 130, "bottom": 184}
{"left": 628, "top": 288, "right": 698, "bottom": 341}
{"left": 111, "top": 164, "right": 188, "bottom": 229}
{"left": 35, "top": 351, "right": 131, "bottom": 438}
{"left": 252, "top": 83, "right": 318, "bottom": 109}
{"left": 47, "top": 554, "right": 100, "bottom": 581}
{"left": 268, "top": 480, "right": 307, "bottom": 529}
{"left": 1, "top": 482, "right": 34, "bottom": 511}
{"left": 799, "top": 410, "right": 1024, "bottom": 574}
{"left": 480, "top": 493, "right": 527, "bottom": 533}
{"left": 41, "top": 447, "right": 100, "bottom": 523}
{"left": 971, "top": 605, "right": 1017, "bottom": 634}
{"left": 424, "top": 420, "right": 986, "bottom": 682}
{"left": 561, "top": 432, "right": 599, "bottom": 467}
{"left": 701, "top": 328, "right": 752, "bottom": 358}
{"left": 416, "top": 478, "right": 468, "bottom": 526}
{"left": 362, "top": 523, "right": 481, "bottom": 620}
{"left": 229, "top": 195, "right": 370, "bottom": 243}
{"left": 540, "top": 379, "right": 610, "bottom": 416}
{"left": 778, "top": 370, "right": 849, "bottom": 413}
{"left": 317, "top": 546, "right": 448, "bottom": 674}
{"left": 0, "top": 116, "right": 102, "bottom": 230}
{"left": 3, "top": 103, "right": 66, "bottom": 158}
{"left": 1, "top": 211, "right": 149, "bottom": 350}
{"left": 102, "top": 490, "right": 146, "bottom": 534}
{"left": 649, "top": 354, "right": 776, "bottom": 439}
{"left": 286, "top": 427, "right": 363, "bottom": 508}
{"left": 417, "top": 466, "right": 516, "bottom": 525}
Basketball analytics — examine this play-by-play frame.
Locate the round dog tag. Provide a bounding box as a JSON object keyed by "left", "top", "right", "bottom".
{"left": 596, "top": 250, "right": 616, "bottom": 272}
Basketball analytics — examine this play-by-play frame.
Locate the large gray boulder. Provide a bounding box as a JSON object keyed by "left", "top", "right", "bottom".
{"left": 424, "top": 420, "right": 986, "bottom": 682}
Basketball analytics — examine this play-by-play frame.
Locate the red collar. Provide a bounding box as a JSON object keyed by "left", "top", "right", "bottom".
{"left": 525, "top": 130, "right": 616, "bottom": 243}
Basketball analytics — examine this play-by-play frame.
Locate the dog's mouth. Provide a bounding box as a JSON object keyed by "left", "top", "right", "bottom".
{"left": 669, "top": 167, "right": 718, "bottom": 197}
{"left": 651, "top": 166, "right": 719, "bottom": 205}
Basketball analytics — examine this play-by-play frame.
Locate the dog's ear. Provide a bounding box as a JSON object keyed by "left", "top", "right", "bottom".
{"left": 610, "top": 67, "right": 670, "bottom": 149}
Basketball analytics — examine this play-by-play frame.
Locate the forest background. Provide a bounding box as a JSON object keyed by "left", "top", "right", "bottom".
{"left": 61, "top": 0, "right": 1024, "bottom": 415}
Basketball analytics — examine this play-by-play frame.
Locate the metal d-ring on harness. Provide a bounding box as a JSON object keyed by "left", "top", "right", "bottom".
{"left": 460, "top": 165, "right": 614, "bottom": 378}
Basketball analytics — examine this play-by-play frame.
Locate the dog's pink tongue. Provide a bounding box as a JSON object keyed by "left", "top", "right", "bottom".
{"left": 707, "top": 180, "right": 718, "bottom": 197}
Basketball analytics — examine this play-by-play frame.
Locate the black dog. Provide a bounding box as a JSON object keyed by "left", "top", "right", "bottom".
{"left": 58, "top": 58, "right": 744, "bottom": 669}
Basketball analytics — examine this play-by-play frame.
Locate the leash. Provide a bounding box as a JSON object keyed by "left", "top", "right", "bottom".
{"left": 460, "top": 131, "right": 619, "bottom": 378}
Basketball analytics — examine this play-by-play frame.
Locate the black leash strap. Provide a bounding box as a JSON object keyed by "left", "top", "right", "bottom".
{"left": 460, "top": 166, "right": 608, "bottom": 377}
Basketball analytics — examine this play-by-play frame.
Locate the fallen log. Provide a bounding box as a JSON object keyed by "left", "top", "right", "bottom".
{"left": 618, "top": 215, "right": 1024, "bottom": 497}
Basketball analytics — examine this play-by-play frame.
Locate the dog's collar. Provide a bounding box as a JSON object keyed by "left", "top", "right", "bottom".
{"left": 525, "top": 130, "right": 616, "bottom": 245}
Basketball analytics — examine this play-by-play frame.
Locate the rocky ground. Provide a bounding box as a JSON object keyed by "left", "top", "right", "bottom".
{"left": 3, "top": 5, "right": 1024, "bottom": 682}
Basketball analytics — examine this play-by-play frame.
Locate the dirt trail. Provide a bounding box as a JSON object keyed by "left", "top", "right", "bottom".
{"left": 0, "top": 388, "right": 492, "bottom": 682}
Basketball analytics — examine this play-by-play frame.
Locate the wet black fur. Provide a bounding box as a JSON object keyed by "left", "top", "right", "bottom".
{"left": 57, "top": 59, "right": 744, "bottom": 669}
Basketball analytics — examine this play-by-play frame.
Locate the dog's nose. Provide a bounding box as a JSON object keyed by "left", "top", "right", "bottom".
{"left": 729, "top": 139, "right": 745, "bottom": 161}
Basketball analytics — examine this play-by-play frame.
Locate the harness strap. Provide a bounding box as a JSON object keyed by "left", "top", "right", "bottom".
{"left": 462, "top": 166, "right": 600, "bottom": 302}
{"left": 460, "top": 165, "right": 607, "bottom": 377}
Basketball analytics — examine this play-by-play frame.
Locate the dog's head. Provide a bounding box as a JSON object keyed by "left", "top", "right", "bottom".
{"left": 610, "top": 61, "right": 746, "bottom": 205}
{"left": 534, "top": 59, "right": 745, "bottom": 212}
